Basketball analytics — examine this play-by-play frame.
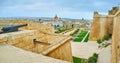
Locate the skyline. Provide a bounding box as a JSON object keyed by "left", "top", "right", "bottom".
{"left": 0, "top": 0, "right": 120, "bottom": 19}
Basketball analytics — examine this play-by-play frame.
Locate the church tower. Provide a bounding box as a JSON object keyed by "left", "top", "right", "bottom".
{"left": 54, "top": 14, "right": 59, "bottom": 21}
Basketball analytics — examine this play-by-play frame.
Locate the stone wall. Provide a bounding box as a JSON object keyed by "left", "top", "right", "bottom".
{"left": 89, "top": 6, "right": 120, "bottom": 63}
{"left": 0, "top": 20, "right": 73, "bottom": 62}
{"left": 42, "top": 40, "right": 73, "bottom": 62}
{"left": 89, "top": 17, "right": 100, "bottom": 40}
{"left": 111, "top": 10, "right": 120, "bottom": 63}
{"left": 89, "top": 12, "right": 114, "bottom": 40}
{"left": 0, "top": 30, "right": 72, "bottom": 62}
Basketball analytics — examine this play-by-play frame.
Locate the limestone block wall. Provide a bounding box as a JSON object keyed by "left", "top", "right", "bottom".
{"left": 89, "top": 17, "right": 100, "bottom": 40}
{"left": 111, "top": 10, "right": 120, "bottom": 63}
{"left": 100, "top": 16, "right": 114, "bottom": 38}
{"left": 42, "top": 40, "right": 73, "bottom": 62}
{"left": 89, "top": 13, "right": 114, "bottom": 40}
{"left": 99, "top": 17, "right": 107, "bottom": 38}
{"left": 0, "top": 30, "right": 72, "bottom": 62}
{"left": 106, "top": 17, "right": 114, "bottom": 35}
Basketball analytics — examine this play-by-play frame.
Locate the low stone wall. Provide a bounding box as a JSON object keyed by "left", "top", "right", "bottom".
{"left": 0, "top": 20, "right": 54, "bottom": 34}
{"left": 42, "top": 40, "right": 73, "bottom": 62}
{"left": 0, "top": 30, "right": 73, "bottom": 62}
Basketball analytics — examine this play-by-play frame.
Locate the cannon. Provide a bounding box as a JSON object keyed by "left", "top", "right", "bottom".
{"left": 0, "top": 24, "right": 27, "bottom": 34}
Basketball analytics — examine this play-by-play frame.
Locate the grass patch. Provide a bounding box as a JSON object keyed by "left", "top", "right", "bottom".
{"left": 73, "top": 56, "right": 87, "bottom": 63}
{"left": 55, "top": 28, "right": 72, "bottom": 33}
{"left": 84, "top": 33, "right": 89, "bottom": 42}
{"left": 73, "top": 30, "right": 88, "bottom": 42}
{"left": 73, "top": 37, "right": 83, "bottom": 42}
{"left": 73, "top": 56, "right": 82, "bottom": 63}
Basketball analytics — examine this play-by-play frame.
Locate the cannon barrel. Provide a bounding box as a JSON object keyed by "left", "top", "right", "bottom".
{"left": 12, "top": 24, "right": 27, "bottom": 28}
{"left": 1, "top": 24, "right": 27, "bottom": 33}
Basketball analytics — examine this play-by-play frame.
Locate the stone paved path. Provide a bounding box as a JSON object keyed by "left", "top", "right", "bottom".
{"left": 71, "top": 41, "right": 111, "bottom": 63}
{"left": 0, "top": 44, "right": 70, "bottom": 63}
{"left": 71, "top": 41, "right": 99, "bottom": 59}
{"left": 97, "top": 46, "right": 111, "bottom": 63}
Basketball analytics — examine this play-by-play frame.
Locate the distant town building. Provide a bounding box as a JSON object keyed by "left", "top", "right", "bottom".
{"left": 54, "top": 15, "right": 59, "bottom": 21}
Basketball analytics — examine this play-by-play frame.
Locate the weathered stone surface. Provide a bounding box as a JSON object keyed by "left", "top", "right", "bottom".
{"left": 90, "top": 7, "right": 120, "bottom": 63}
{"left": 89, "top": 12, "right": 114, "bottom": 40}
{"left": 0, "top": 30, "right": 72, "bottom": 62}
{"left": 112, "top": 10, "right": 120, "bottom": 63}
{"left": 0, "top": 44, "right": 70, "bottom": 63}
{"left": 89, "top": 15, "right": 100, "bottom": 40}
{"left": 0, "top": 21, "right": 73, "bottom": 62}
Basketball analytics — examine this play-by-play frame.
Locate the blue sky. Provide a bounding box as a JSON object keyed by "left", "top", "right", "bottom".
{"left": 0, "top": 0, "right": 120, "bottom": 19}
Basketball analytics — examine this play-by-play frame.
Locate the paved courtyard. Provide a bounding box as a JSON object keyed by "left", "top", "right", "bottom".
{"left": 71, "top": 41, "right": 111, "bottom": 63}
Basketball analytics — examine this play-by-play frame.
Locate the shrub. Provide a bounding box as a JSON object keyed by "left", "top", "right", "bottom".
{"left": 97, "top": 39, "right": 102, "bottom": 44}
{"left": 87, "top": 53, "right": 98, "bottom": 63}
{"left": 81, "top": 59, "right": 87, "bottom": 63}
{"left": 103, "top": 35, "right": 110, "bottom": 40}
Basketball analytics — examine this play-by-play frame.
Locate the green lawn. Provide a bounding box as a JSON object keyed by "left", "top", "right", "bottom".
{"left": 73, "top": 56, "right": 82, "bottom": 63}
{"left": 73, "top": 56, "right": 87, "bottom": 63}
{"left": 84, "top": 33, "right": 89, "bottom": 42}
{"left": 73, "top": 30, "right": 88, "bottom": 42}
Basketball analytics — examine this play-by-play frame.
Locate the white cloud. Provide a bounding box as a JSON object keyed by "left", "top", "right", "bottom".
{"left": 2, "top": 1, "right": 96, "bottom": 19}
